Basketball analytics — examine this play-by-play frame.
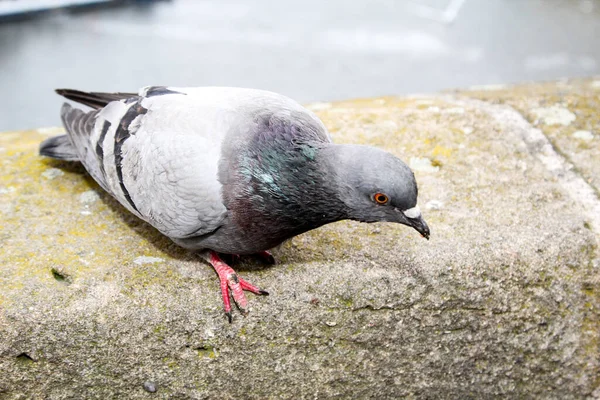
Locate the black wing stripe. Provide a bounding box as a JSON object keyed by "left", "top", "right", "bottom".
{"left": 113, "top": 101, "right": 148, "bottom": 214}
{"left": 95, "top": 120, "right": 111, "bottom": 177}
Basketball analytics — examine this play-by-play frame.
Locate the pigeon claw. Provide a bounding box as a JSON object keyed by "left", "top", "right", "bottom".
{"left": 209, "top": 251, "right": 268, "bottom": 323}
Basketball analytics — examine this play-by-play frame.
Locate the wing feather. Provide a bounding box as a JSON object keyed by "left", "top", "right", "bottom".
{"left": 59, "top": 104, "right": 110, "bottom": 191}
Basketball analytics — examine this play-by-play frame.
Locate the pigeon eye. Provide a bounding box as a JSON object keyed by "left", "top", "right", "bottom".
{"left": 373, "top": 193, "right": 389, "bottom": 205}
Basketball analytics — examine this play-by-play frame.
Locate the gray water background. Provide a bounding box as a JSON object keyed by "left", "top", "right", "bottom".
{"left": 1, "top": 0, "right": 599, "bottom": 131}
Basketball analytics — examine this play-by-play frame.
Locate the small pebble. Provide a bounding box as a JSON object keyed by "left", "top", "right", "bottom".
{"left": 530, "top": 106, "right": 576, "bottom": 126}
{"left": 204, "top": 328, "right": 215, "bottom": 338}
{"left": 425, "top": 200, "right": 444, "bottom": 211}
{"left": 143, "top": 381, "right": 157, "bottom": 393}
{"left": 409, "top": 157, "right": 440, "bottom": 173}
{"left": 42, "top": 168, "right": 64, "bottom": 180}
{"left": 572, "top": 130, "right": 594, "bottom": 141}
{"left": 79, "top": 190, "right": 100, "bottom": 204}
{"left": 133, "top": 256, "right": 165, "bottom": 265}
{"left": 0, "top": 186, "right": 15, "bottom": 195}
{"left": 309, "top": 363, "right": 321, "bottom": 372}
{"left": 324, "top": 321, "right": 337, "bottom": 327}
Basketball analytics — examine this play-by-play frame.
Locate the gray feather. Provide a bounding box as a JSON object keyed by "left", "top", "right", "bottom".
{"left": 39, "top": 135, "right": 79, "bottom": 161}
{"left": 55, "top": 89, "right": 137, "bottom": 109}
{"left": 58, "top": 103, "right": 110, "bottom": 192}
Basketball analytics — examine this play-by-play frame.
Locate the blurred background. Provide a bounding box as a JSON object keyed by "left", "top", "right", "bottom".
{"left": 1, "top": 0, "right": 599, "bottom": 131}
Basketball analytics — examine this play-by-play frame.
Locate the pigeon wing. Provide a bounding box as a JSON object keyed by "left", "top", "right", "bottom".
{"left": 60, "top": 89, "right": 228, "bottom": 239}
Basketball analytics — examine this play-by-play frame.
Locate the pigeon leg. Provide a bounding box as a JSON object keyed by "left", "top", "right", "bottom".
{"left": 254, "top": 250, "right": 276, "bottom": 264}
{"left": 209, "top": 251, "right": 269, "bottom": 322}
{"left": 221, "top": 253, "right": 241, "bottom": 265}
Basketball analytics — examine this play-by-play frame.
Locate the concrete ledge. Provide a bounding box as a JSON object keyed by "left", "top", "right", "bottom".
{"left": 1, "top": 79, "right": 599, "bottom": 398}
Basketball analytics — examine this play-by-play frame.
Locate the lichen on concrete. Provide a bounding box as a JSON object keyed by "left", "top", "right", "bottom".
{"left": 1, "top": 81, "right": 599, "bottom": 398}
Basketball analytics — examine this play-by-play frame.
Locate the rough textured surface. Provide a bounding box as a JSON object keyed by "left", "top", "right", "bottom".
{"left": 461, "top": 78, "right": 600, "bottom": 196}
{"left": 1, "top": 80, "right": 599, "bottom": 399}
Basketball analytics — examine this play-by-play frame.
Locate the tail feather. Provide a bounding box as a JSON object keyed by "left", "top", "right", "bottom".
{"left": 55, "top": 88, "right": 137, "bottom": 109}
{"left": 40, "top": 103, "right": 99, "bottom": 161}
{"left": 39, "top": 134, "right": 79, "bottom": 161}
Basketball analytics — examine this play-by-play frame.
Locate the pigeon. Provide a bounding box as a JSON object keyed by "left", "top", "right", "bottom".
{"left": 40, "top": 86, "right": 430, "bottom": 322}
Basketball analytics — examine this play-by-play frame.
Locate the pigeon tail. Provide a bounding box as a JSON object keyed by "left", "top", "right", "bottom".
{"left": 39, "top": 135, "right": 79, "bottom": 161}
{"left": 55, "top": 89, "right": 137, "bottom": 109}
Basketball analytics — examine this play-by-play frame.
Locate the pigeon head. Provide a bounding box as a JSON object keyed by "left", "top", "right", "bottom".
{"left": 320, "top": 144, "right": 430, "bottom": 239}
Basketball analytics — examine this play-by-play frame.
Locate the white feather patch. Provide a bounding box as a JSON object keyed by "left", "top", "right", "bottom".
{"left": 128, "top": 114, "right": 144, "bottom": 135}
{"left": 138, "top": 86, "right": 152, "bottom": 97}
{"left": 403, "top": 206, "right": 421, "bottom": 219}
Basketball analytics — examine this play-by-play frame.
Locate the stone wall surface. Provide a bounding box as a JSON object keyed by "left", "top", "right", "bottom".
{"left": 0, "top": 79, "right": 599, "bottom": 399}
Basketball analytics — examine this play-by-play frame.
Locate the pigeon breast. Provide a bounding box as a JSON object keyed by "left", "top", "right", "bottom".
{"left": 203, "top": 108, "right": 342, "bottom": 253}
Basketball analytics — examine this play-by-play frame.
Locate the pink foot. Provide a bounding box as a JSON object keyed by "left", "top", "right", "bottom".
{"left": 209, "top": 251, "right": 269, "bottom": 322}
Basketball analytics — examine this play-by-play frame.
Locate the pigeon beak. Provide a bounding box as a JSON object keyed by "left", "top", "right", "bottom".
{"left": 408, "top": 215, "right": 430, "bottom": 240}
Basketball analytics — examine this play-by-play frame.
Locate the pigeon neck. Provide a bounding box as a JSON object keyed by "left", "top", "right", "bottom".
{"left": 317, "top": 143, "right": 370, "bottom": 199}
{"left": 221, "top": 141, "right": 354, "bottom": 247}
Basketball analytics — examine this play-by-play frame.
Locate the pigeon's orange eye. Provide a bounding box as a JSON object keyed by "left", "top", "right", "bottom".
{"left": 374, "top": 193, "right": 389, "bottom": 205}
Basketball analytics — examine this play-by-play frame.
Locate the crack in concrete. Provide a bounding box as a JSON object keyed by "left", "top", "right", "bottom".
{"left": 349, "top": 303, "right": 417, "bottom": 312}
